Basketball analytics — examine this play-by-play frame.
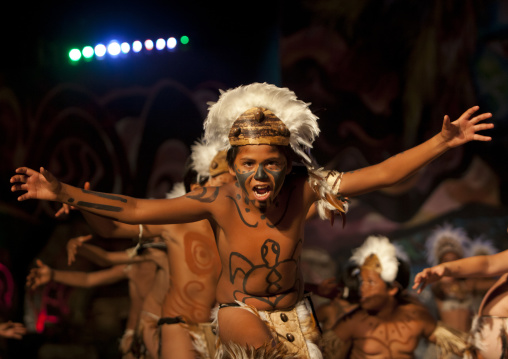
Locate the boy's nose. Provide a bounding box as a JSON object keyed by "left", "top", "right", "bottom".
{"left": 254, "top": 165, "right": 269, "bottom": 181}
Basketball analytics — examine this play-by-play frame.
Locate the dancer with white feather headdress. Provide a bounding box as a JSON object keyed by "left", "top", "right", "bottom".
{"left": 11, "top": 82, "right": 494, "bottom": 358}
{"left": 322, "top": 235, "right": 468, "bottom": 359}
{"left": 414, "top": 226, "right": 508, "bottom": 359}
{"left": 424, "top": 223, "right": 475, "bottom": 333}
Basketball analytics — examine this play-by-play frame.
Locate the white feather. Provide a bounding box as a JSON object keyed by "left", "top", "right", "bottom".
{"left": 190, "top": 137, "right": 219, "bottom": 182}
{"left": 468, "top": 235, "right": 497, "bottom": 257}
{"left": 203, "top": 82, "right": 320, "bottom": 165}
{"left": 165, "top": 182, "right": 186, "bottom": 198}
{"left": 425, "top": 223, "right": 471, "bottom": 266}
{"left": 350, "top": 235, "right": 399, "bottom": 283}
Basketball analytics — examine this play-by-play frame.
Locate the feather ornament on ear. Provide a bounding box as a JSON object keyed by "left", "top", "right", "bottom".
{"left": 425, "top": 223, "right": 471, "bottom": 266}
{"left": 190, "top": 138, "right": 219, "bottom": 183}
{"left": 203, "top": 82, "right": 319, "bottom": 165}
{"left": 350, "top": 236, "right": 399, "bottom": 283}
{"left": 166, "top": 182, "right": 186, "bottom": 199}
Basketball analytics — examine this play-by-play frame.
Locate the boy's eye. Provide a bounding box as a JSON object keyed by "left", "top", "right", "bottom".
{"left": 266, "top": 161, "right": 282, "bottom": 170}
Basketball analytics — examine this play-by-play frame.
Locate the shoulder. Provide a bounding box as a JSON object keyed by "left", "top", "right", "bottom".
{"left": 399, "top": 299, "right": 436, "bottom": 335}
{"left": 333, "top": 307, "right": 369, "bottom": 340}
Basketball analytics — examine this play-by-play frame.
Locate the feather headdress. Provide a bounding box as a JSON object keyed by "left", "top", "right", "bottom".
{"left": 190, "top": 137, "right": 220, "bottom": 183}
{"left": 468, "top": 235, "right": 497, "bottom": 257}
{"left": 425, "top": 223, "right": 471, "bottom": 266}
{"left": 350, "top": 235, "right": 401, "bottom": 283}
{"left": 203, "top": 82, "right": 319, "bottom": 165}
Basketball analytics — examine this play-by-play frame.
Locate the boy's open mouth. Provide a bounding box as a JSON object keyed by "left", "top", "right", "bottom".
{"left": 253, "top": 185, "right": 272, "bottom": 201}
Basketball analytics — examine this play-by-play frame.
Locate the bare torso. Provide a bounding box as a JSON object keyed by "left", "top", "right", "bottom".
{"left": 211, "top": 174, "right": 312, "bottom": 311}
{"left": 159, "top": 220, "right": 221, "bottom": 323}
{"left": 335, "top": 302, "right": 435, "bottom": 359}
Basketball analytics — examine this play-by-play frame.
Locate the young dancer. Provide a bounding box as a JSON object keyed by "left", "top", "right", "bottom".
{"left": 414, "top": 227, "right": 508, "bottom": 359}
{"left": 322, "top": 235, "right": 467, "bottom": 359}
{"left": 65, "top": 140, "right": 236, "bottom": 359}
{"left": 424, "top": 223, "right": 474, "bottom": 332}
{"left": 11, "top": 82, "right": 493, "bottom": 358}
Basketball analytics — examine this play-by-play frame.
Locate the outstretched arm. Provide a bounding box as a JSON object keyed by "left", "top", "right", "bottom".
{"left": 26, "top": 259, "right": 128, "bottom": 290}
{"left": 413, "top": 250, "right": 508, "bottom": 293}
{"left": 73, "top": 243, "right": 146, "bottom": 267}
{"left": 338, "top": 106, "right": 493, "bottom": 197}
{"left": 10, "top": 167, "right": 213, "bottom": 225}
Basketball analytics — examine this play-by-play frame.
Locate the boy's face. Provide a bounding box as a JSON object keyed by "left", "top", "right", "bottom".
{"left": 358, "top": 268, "right": 395, "bottom": 312}
{"left": 229, "top": 144, "right": 291, "bottom": 210}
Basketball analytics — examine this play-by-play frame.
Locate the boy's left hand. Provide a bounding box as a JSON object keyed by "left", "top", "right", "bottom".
{"left": 441, "top": 106, "right": 493, "bottom": 148}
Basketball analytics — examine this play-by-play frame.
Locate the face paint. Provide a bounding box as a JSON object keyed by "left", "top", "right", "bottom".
{"left": 234, "top": 164, "right": 253, "bottom": 195}
{"left": 265, "top": 165, "right": 287, "bottom": 197}
{"left": 254, "top": 164, "right": 269, "bottom": 181}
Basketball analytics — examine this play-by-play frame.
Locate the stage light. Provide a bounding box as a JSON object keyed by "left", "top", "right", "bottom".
{"left": 95, "top": 44, "right": 107, "bottom": 57}
{"left": 167, "top": 37, "right": 177, "bottom": 49}
{"left": 156, "top": 38, "right": 166, "bottom": 50}
{"left": 82, "top": 46, "right": 94, "bottom": 59}
{"left": 121, "top": 42, "right": 130, "bottom": 54}
{"left": 69, "top": 48, "right": 82, "bottom": 61}
{"left": 180, "top": 36, "right": 189, "bottom": 45}
{"left": 132, "top": 40, "right": 142, "bottom": 53}
{"left": 144, "top": 39, "right": 154, "bottom": 51}
{"left": 107, "top": 41, "right": 121, "bottom": 56}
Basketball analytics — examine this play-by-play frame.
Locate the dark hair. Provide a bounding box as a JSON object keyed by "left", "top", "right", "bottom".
{"left": 226, "top": 145, "right": 296, "bottom": 168}
{"left": 394, "top": 257, "right": 411, "bottom": 290}
{"left": 338, "top": 260, "right": 361, "bottom": 303}
{"left": 182, "top": 157, "right": 207, "bottom": 193}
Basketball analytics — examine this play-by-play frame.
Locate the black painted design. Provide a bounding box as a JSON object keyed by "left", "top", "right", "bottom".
{"left": 186, "top": 187, "right": 219, "bottom": 203}
{"left": 77, "top": 201, "right": 123, "bottom": 212}
{"left": 226, "top": 196, "right": 258, "bottom": 228}
{"left": 82, "top": 189, "right": 127, "bottom": 202}
{"left": 229, "top": 238, "right": 302, "bottom": 308}
{"left": 266, "top": 186, "right": 294, "bottom": 228}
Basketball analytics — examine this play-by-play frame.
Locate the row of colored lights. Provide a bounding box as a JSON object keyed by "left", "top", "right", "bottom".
{"left": 69, "top": 36, "right": 190, "bottom": 62}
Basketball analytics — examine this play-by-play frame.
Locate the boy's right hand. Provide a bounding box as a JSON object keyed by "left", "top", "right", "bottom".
{"left": 67, "top": 234, "right": 93, "bottom": 265}
{"left": 26, "top": 259, "right": 52, "bottom": 290}
{"left": 10, "top": 167, "right": 62, "bottom": 202}
{"left": 412, "top": 265, "right": 446, "bottom": 293}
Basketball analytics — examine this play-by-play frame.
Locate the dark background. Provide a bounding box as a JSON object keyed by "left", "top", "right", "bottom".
{"left": 0, "top": 0, "right": 507, "bottom": 357}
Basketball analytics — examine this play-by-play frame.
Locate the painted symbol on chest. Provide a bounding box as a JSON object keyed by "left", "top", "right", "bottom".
{"left": 229, "top": 239, "right": 301, "bottom": 307}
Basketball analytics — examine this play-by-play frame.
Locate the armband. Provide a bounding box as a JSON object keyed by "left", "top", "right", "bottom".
{"left": 308, "top": 168, "right": 349, "bottom": 226}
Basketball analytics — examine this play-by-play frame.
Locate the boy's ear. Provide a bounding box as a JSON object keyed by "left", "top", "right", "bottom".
{"left": 388, "top": 285, "right": 399, "bottom": 297}
{"left": 286, "top": 160, "right": 293, "bottom": 174}
{"left": 229, "top": 166, "right": 236, "bottom": 177}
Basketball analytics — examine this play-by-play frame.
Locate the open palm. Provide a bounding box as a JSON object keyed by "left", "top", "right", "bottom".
{"left": 441, "top": 106, "right": 493, "bottom": 148}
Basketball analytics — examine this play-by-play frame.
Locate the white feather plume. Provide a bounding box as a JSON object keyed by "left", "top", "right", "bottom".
{"left": 203, "top": 82, "right": 320, "bottom": 164}
{"left": 468, "top": 235, "right": 498, "bottom": 257}
{"left": 166, "top": 182, "right": 186, "bottom": 199}
{"left": 425, "top": 223, "right": 471, "bottom": 266}
{"left": 190, "top": 137, "right": 219, "bottom": 182}
{"left": 350, "top": 235, "right": 399, "bottom": 283}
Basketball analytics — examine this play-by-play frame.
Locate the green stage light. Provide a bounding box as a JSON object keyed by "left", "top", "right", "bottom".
{"left": 69, "top": 48, "right": 82, "bottom": 61}
{"left": 82, "top": 46, "right": 94, "bottom": 59}
{"left": 180, "top": 36, "right": 189, "bottom": 45}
